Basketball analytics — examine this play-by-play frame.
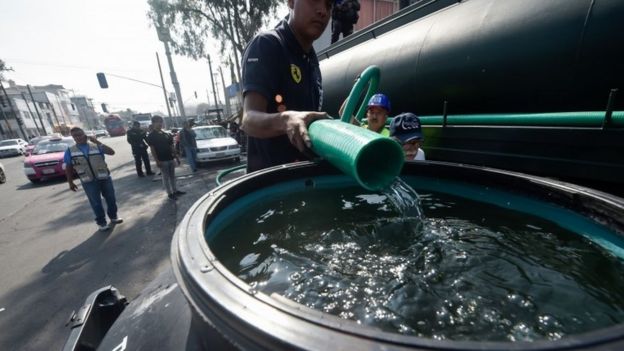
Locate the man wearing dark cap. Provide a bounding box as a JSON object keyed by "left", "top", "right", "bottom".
{"left": 389, "top": 112, "right": 426, "bottom": 161}
{"left": 241, "top": 0, "right": 332, "bottom": 173}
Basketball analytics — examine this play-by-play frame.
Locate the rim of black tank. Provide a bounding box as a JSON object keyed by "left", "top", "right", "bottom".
{"left": 171, "top": 160, "right": 624, "bottom": 350}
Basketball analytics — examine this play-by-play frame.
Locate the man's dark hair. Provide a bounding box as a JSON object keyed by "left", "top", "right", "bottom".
{"left": 132, "top": 121, "right": 140, "bottom": 127}
{"left": 151, "top": 115, "right": 164, "bottom": 123}
{"left": 70, "top": 127, "right": 83, "bottom": 134}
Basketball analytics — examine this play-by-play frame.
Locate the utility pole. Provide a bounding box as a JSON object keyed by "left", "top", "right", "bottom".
{"left": 47, "top": 94, "right": 62, "bottom": 131}
{"left": 155, "top": 52, "right": 174, "bottom": 123}
{"left": 0, "top": 81, "right": 26, "bottom": 139}
{"left": 27, "top": 85, "right": 47, "bottom": 135}
{"left": 21, "top": 92, "right": 41, "bottom": 135}
{"left": 219, "top": 66, "right": 231, "bottom": 117}
{"left": 207, "top": 55, "right": 221, "bottom": 121}
{"left": 0, "top": 103, "right": 14, "bottom": 137}
{"left": 54, "top": 95, "right": 67, "bottom": 125}
{"left": 156, "top": 22, "right": 185, "bottom": 118}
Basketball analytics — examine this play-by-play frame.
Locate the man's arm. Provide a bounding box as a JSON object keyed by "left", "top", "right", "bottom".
{"left": 64, "top": 150, "right": 78, "bottom": 191}
{"left": 170, "top": 135, "right": 180, "bottom": 165}
{"left": 149, "top": 145, "right": 161, "bottom": 168}
{"left": 88, "top": 136, "right": 115, "bottom": 155}
{"left": 242, "top": 92, "right": 327, "bottom": 152}
{"left": 65, "top": 164, "right": 78, "bottom": 191}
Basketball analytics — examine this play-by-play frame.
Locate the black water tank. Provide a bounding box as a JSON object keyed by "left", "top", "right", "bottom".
{"left": 320, "top": 0, "right": 624, "bottom": 115}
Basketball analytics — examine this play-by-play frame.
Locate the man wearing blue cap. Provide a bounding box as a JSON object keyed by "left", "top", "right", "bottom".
{"left": 241, "top": 0, "right": 333, "bottom": 172}
{"left": 390, "top": 112, "right": 426, "bottom": 161}
{"left": 339, "top": 93, "right": 392, "bottom": 135}
{"left": 361, "top": 93, "right": 391, "bottom": 136}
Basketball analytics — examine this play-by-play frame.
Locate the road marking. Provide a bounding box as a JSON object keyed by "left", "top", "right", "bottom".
{"left": 0, "top": 307, "right": 5, "bottom": 312}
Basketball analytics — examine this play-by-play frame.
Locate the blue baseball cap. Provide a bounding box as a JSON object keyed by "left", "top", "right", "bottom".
{"left": 390, "top": 112, "right": 423, "bottom": 143}
{"left": 367, "top": 93, "right": 391, "bottom": 113}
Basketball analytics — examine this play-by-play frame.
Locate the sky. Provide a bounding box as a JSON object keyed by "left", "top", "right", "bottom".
{"left": 1, "top": 0, "right": 288, "bottom": 114}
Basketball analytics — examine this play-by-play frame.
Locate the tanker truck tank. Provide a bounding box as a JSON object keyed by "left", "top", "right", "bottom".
{"left": 319, "top": 0, "right": 624, "bottom": 116}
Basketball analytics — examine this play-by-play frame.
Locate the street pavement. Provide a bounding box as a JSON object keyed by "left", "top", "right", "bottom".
{"left": 0, "top": 135, "right": 245, "bottom": 351}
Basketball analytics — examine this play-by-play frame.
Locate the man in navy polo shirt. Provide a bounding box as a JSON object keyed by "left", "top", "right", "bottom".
{"left": 241, "top": 0, "right": 332, "bottom": 172}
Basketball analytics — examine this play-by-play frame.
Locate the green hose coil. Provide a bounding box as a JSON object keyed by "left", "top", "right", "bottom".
{"left": 308, "top": 119, "right": 404, "bottom": 191}
{"left": 340, "top": 65, "right": 380, "bottom": 123}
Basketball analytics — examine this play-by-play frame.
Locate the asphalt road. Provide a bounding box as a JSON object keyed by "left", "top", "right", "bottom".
{"left": 0, "top": 135, "right": 245, "bottom": 351}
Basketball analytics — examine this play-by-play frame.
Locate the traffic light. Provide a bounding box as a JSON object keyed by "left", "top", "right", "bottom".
{"left": 101, "top": 103, "right": 109, "bottom": 113}
{"left": 96, "top": 72, "right": 109, "bottom": 89}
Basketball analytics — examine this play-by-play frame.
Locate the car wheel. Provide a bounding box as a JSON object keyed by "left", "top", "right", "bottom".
{"left": 29, "top": 178, "right": 39, "bottom": 184}
{"left": 0, "top": 169, "right": 5, "bottom": 183}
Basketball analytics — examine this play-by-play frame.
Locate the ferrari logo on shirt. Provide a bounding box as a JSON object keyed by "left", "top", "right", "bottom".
{"left": 290, "top": 64, "right": 302, "bottom": 84}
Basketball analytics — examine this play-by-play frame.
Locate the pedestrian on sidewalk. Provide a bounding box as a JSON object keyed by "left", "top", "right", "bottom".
{"left": 64, "top": 127, "right": 123, "bottom": 232}
{"left": 331, "top": 0, "right": 360, "bottom": 44}
{"left": 126, "top": 121, "right": 155, "bottom": 177}
{"left": 179, "top": 119, "right": 198, "bottom": 172}
{"left": 146, "top": 115, "right": 186, "bottom": 200}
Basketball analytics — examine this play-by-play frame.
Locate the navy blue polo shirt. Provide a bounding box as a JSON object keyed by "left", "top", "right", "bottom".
{"left": 242, "top": 19, "right": 323, "bottom": 172}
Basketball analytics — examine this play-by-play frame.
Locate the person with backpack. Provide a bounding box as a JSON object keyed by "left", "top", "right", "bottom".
{"left": 331, "top": 0, "right": 360, "bottom": 44}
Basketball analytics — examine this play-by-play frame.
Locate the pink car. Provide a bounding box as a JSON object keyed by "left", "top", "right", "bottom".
{"left": 23, "top": 137, "right": 75, "bottom": 183}
{"left": 25, "top": 136, "right": 51, "bottom": 156}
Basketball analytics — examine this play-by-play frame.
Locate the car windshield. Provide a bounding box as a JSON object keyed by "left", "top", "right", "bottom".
{"left": 105, "top": 120, "right": 124, "bottom": 128}
{"left": 195, "top": 127, "right": 228, "bottom": 140}
{"left": 33, "top": 140, "right": 74, "bottom": 155}
{"left": 0, "top": 140, "right": 18, "bottom": 146}
{"left": 29, "top": 137, "right": 46, "bottom": 145}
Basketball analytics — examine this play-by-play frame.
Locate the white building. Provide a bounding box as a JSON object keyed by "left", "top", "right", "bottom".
{"left": 5, "top": 81, "right": 83, "bottom": 131}
{"left": 70, "top": 96, "right": 99, "bottom": 130}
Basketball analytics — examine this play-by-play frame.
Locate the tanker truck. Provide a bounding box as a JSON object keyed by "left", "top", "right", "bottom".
{"left": 320, "top": 0, "right": 623, "bottom": 191}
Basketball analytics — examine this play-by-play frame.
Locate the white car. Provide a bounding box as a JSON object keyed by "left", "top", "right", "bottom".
{"left": 0, "top": 138, "right": 28, "bottom": 158}
{"left": 94, "top": 129, "right": 108, "bottom": 137}
{"left": 194, "top": 126, "right": 241, "bottom": 163}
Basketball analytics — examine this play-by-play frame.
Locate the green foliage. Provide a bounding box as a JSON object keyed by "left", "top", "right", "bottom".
{"left": 147, "top": 0, "right": 281, "bottom": 63}
{"left": 0, "top": 59, "right": 14, "bottom": 82}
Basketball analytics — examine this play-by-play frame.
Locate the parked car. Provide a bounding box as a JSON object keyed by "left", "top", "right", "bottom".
{"left": 194, "top": 126, "right": 241, "bottom": 163}
{"left": 23, "top": 137, "right": 75, "bottom": 183}
{"left": 0, "top": 161, "right": 5, "bottom": 184}
{"left": 0, "top": 138, "right": 28, "bottom": 158}
{"left": 94, "top": 129, "right": 108, "bottom": 138}
{"left": 25, "top": 136, "right": 52, "bottom": 156}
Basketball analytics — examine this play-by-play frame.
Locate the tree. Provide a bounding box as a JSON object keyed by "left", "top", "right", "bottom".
{"left": 147, "top": 0, "right": 282, "bottom": 83}
{"left": 0, "top": 59, "right": 13, "bottom": 82}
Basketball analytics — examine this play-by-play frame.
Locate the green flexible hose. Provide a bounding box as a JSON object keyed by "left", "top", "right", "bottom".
{"left": 309, "top": 119, "right": 404, "bottom": 191}
{"left": 416, "top": 111, "right": 624, "bottom": 127}
{"left": 340, "top": 65, "right": 380, "bottom": 123}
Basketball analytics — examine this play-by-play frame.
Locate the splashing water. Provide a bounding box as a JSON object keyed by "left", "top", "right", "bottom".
{"left": 210, "top": 182, "right": 624, "bottom": 341}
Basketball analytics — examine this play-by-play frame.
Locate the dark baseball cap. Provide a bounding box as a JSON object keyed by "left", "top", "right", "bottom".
{"left": 390, "top": 112, "right": 423, "bottom": 143}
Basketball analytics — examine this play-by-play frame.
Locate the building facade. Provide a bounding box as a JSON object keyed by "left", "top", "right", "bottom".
{"left": 70, "top": 96, "right": 99, "bottom": 130}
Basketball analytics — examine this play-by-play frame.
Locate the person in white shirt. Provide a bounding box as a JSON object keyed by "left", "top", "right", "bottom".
{"left": 389, "top": 112, "right": 426, "bottom": 161}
